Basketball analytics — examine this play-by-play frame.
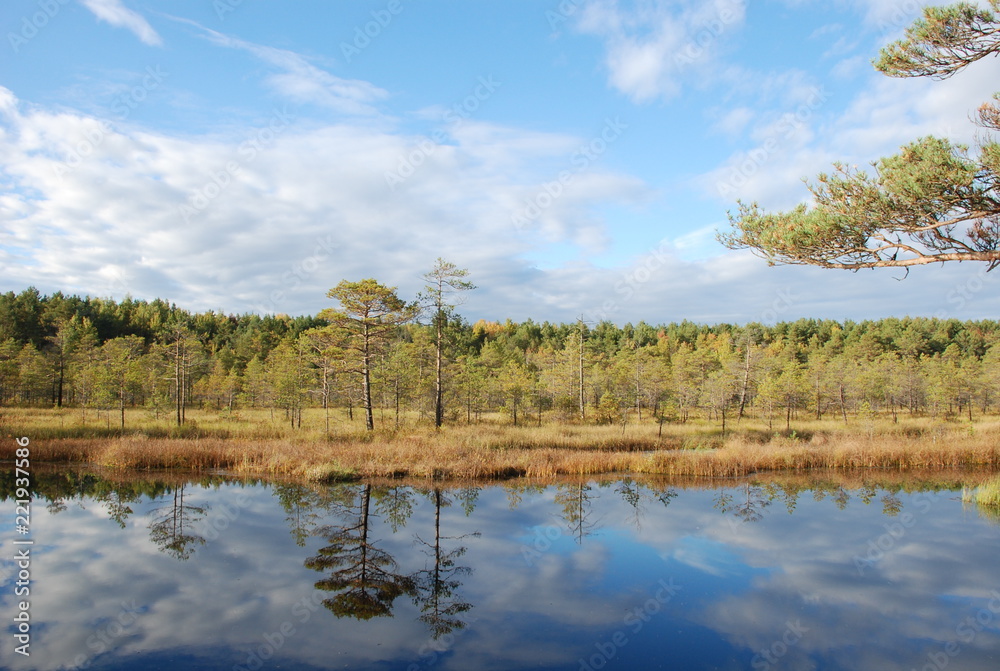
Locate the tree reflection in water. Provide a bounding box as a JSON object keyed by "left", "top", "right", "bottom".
{"left": 714, "top": 483, "right": 773, "bottom": 525}
{"left": 411, "top": 487, "right": 479, "bottom": 639}
{"left": 302, "top": 483, "right": 481, "bottom": 636}
{"left": 305, "top": 483, "right": 416, "bottom": 620}
{"left": 616, "top": 477, "right": 678, "bottom": 530}
{"left": 555, "top": 482, "right": 598, "bottom": 544}
{"left": 148, "top": 485, "right": 207, "bottom": 560}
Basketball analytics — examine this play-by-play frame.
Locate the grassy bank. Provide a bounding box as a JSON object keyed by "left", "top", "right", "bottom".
{"left": 4, "top": 407, "right": 1000, "bottom": 481}
{"left": 964, "top": 474, "right": 1000, "bottom": 507}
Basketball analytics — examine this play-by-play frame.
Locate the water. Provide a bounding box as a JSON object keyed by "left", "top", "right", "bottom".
{"left": 2, "top": 471, "right": 1000, "bottom": 670}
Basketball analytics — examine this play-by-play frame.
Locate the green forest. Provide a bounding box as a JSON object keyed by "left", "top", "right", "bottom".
{"left": 2, "top": 283, "right": 1000, "bottom": 433}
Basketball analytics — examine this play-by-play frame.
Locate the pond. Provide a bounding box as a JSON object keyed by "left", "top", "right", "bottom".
{"left": 2, "top": 470, "right": 1000, "bottom": 670}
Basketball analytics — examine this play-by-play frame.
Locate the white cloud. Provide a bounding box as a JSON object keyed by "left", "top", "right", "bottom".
{"left": 8, "top": 0, "right": 1000, "bottom": 328}
{"left": 4, "top": 75, "right": 1000, "bottom": 327}
{"left": 79, "top": 0, "right": 163, "bottom": 46}
{"left": 0, "top": 86, "right": 652, "bottom": 321}
{"left": 574, "top": 0, "right": 749, "bottom": 103}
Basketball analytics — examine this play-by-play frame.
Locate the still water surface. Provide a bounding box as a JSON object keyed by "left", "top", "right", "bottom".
{"left": 2, "top": 471, "right": 1000, "bottom": 670}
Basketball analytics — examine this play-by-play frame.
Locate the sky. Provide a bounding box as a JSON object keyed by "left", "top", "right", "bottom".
{"left": 1, "top": 0, "right": 1000, "bottom": 326}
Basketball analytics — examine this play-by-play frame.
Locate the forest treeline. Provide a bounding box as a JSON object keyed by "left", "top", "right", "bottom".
{"left": 2, "top": 286, "right": 999, "bottom": 430}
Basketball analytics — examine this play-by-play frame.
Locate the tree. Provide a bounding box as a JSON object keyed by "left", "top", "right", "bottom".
{"left": 873, "top": 2, "right": 1000, "bottom": 80}
{"left": 670, "top": 342, "right": 713, "bottom": 422}
{"left": 453, "top": 354, "right": 489, "bottom": 423}
{"left": 15, "top": 344, "right": 48, "bottom": 405}
{"left": 71, "top": 321, "right": 102, "bottom": 422}
{"left": 419, "top": 259, "right": 476, "bottom": 428}
{"left": 735, "top": 326, "right": 763, "bottom": 422}
{"left": 0, "top": 339, "right": 20, "bottom": 405}
{"left": 240, "top": 355, "right": 269, "bottom": 408}
{"left": 100, "top": 335, "right": 145, "bottom": 429}
{"left": 45, "top": 318, "right": 80, "bottom": 407}
{"left": 720, "top": 1, "right": 1000, "bottom": 270}
{"left": 703, "top": 368, "right": 737, "bottom": 435}
{"left": 375, "top": 340, "right": 422, "bottom": 427}
{"left": 300, "top": 326, "right": 345, "bottom": 434}
{"left": 266, "top": 338, "right": 311, "bottom": 429}
{"left": 757, "top": 344, "right": 809, "bottom": 431}
{"left": 194, "top": 358, "right": 240, "bottom": 411}
{"left": 160, "top": 323, "right": 203, "bottom": 426}
{"left": 493, "top": 360, "right": 536, "bottom": 426}
{"left": 320, "top": 280, "right": 417, "bottom": 431}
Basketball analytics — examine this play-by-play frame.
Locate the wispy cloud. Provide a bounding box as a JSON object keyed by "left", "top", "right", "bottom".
{"left": 177, "top": 19, "right": 389, "bottom": 116}
{"left": 79, "top": 0, "right": 163, "bottom": 46}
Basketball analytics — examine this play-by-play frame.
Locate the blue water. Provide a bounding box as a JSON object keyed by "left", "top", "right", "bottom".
{"left": 2, "top": 473, "right": 999, "bottom": 670}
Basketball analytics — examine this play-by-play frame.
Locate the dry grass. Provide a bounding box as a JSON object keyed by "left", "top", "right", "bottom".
{"left": 4, "top": 406, "right": 1000, "bottom": 481}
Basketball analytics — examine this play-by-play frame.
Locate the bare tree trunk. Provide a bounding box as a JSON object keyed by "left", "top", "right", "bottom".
{"left": 737, "top": 343, "right": 753, "bottom": 422}
{"left": 839, "top": 384, "right": 848, "bottom": 425}
{"left": 434, "top": 310, "right": 443, "bottom": 429}
{"left": 578, "top": 330, "right": 585, "bottom": 421}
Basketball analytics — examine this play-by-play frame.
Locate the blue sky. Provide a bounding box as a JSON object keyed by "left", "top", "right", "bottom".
{"left": 2, "top": 0, "right": 1000, "bottom": 325}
